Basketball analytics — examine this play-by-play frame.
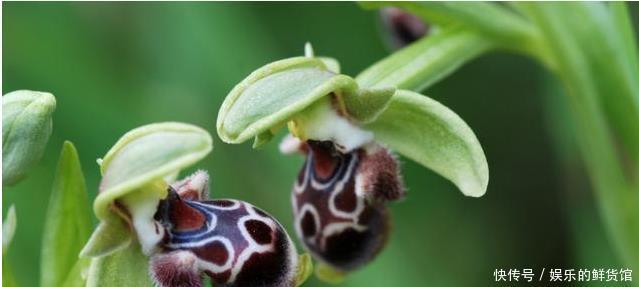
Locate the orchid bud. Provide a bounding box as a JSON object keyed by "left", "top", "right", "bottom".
{"left": 151, "top": 171, "right": 300, "bottom": 287}
{"left": 2, "top": 90, "right": 56, "bottom": 186}
{"left": 380, "top": 7, "right": 429, "bottom": 49}
{"left": 290, "top": 140, "right": 403, "bottom": 271}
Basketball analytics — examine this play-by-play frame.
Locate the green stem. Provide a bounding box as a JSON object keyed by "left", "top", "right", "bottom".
{"left": 356, "top": 27, "right": 492, "bottom": 91}
{"left": 361, "top": 2, "right": 544, "bottom": 58}
{"left": 519, "top": 2, "right": 639, "bottom": 278}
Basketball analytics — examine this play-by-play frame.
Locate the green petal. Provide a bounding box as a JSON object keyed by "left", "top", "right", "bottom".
{"left": 86, "top": 242, "right": 153, "bottom": 287}
{"left": 40, "top": 142, "right": 92, "bottom": 287}
{"left": 2, "top": 90, "right": 56, "bottom": 186}
{"left": 217, "top": 57, "right": 359, "bottom": 145}
{"left": 365, "top": 90, "right": 488, "bottom": 197}
{"left": 253, "top": 130, "right": 275, "bottom": 149}
{"left": 94, "top": 122, "right": 212, "bottom": 220}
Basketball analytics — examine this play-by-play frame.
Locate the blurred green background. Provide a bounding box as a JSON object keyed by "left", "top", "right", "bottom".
{"left": 3, "top": 2, "right": 638, "bottom": 286}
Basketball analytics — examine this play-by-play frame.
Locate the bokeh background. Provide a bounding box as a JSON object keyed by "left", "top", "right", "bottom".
{"left": 3, "top": 2, "right": 639, "bottom": 286}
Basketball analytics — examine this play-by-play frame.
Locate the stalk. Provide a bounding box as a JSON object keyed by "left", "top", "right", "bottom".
{"left": 517, "top": 3, "right": 639, "bottom": 276}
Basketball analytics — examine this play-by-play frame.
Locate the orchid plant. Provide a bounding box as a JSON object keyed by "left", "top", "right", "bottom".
{"left": 217, "top": 1, "right": 639, "bottom": 283}
{"left": 3, "top": 2, "right": 639, "bottom": 287}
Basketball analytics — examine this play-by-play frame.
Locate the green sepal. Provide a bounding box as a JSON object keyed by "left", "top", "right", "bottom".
{"left": 217, "top": 56, "right": 360, "bottom": 145}
{"left": 365, "top": 90, "right": 489, "bottom": 197}
{"left": 95, "top": 122, "right": 212, "bottom": 220}
{"left": 2, "top": 90, "right": 56, "bottom": 186}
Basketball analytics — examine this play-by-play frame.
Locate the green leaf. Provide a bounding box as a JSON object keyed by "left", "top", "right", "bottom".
{"left": 356, "top": 27, "right": 491, "bottom": 92}
{"left": 217, "top": 57, "right": 358, "bottom": 145}
{"left": 3, "top": 256, "right": 18, "bottom": 287}
{"left": 2, "top": 90, "right": 56, "bottom": 186}
{"left": 2, "top": 205, "right": 17, "bottom": 255}
{"left": 40, "top": 142, "right": 92, "bottom": 287}
{"left": 86, "top": 242, "right": 153, "bottom": 287}
{"left": 365, "top": 90, "right": 488, "bottom": 197}
{"left": 609, "top": 2, "right": 639, "bottom": 85}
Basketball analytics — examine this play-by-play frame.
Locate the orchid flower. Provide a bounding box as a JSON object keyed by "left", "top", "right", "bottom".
{"left": 80, "top": 122, "right": 311, "bottom": 287}
{"left": 217, "top": 44, "right": 488, "bottom": 277}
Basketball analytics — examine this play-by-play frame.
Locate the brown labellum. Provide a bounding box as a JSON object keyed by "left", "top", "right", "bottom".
{"left": 291, "top": 140, "right": 404, "bottom": 271}
{"left": 150, "top": 171, "right": 298, "bottom": 287}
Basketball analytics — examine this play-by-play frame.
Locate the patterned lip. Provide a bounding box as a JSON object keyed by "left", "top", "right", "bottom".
{"left": 150, "top": 173, "right": 298, "bottom": 287}
{"left": 291, "top": 140, "right": 395, "bottom": 271}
